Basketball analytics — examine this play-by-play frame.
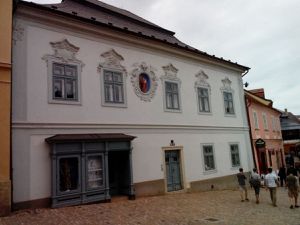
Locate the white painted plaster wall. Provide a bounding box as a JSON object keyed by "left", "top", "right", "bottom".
{"left": 13, "top": 21, "right": 247, "bottom": 128}
{"left": 12, "top": 18, "right": 253, "bottom": 203}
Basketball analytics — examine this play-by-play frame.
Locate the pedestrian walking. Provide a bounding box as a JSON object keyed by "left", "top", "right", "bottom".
{"left": 250, "top": 168, "right": 261, "bottom": 204}
{"left": 237, "top": 168, "right": 249, "bottom": 202}
{"left": 286, "top": 171, "right": 299, "bottom": 209}
{"left": 278, "top": 166, "right": 286, "bottom": 187}
{"left": 264, "top": 167, "right": 279, "bottom": 207}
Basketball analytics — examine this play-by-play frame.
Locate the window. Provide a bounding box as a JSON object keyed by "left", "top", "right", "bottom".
{"left": 253, "top": 111, "right": 259, "bottom": 129}
{"left": 194, "top": 70, "right": 211, "bottom": 115}
{"left": 87, "top": 155, "right": 104, "bottom": 189}
{"left": 198, "top": 87, "right": 210, "bottom": 112}
{"left": 271, "top": 116, "right": 276, "bottom": 131}
{"left": 202, "top": 145, "right": 215, "bottom": 171}
{"left": 230, "top": 144, "right": 240, "bottom": 167}
{"left": 161, "top": 64, "right": 181, "bottom": 113}
{"left": 99, "top": 49, "right": 127, "bottom": 107}
{"left": 103, "top": 70, "right": 124, "bottom": 104}
{"left": 53, "top": 63, "right": 78, "bottom": 101}
{"left": 223, "top": 92, "right": 234, "bottom": 114}
{"left": 165, "top": 81, "right": 180, "bottom": 110}
{"left": 42, "top": 39, "right": 83, "bottom": 105}
{"left": 262, "top": 113, "right": 268, "bottom": 130}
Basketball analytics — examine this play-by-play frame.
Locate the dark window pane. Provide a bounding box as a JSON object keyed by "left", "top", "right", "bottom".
{"left": 53, "top": 63, "right": 64, "bottom": 75}
{"left": 53, "top": 79, "right": 63, "bottom": 98}
{"left": 59, "top": 157, "right": 79, "bottom": 192}
{"left": 65, "top": 65, "right": 77, "bottom": 77}
{"left": 66, "top": 79, "right": 76, "bottom": 99}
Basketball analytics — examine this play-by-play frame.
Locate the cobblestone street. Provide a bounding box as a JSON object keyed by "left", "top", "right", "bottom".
{"left": 1, "top": 188, "right": 299, "bottom": 225}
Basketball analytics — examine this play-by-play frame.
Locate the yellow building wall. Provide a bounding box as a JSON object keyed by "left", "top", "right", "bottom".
{"left": 0, "top": 0, "right": 12, "bottom": 216}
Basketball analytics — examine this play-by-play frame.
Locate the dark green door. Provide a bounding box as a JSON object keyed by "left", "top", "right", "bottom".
{"left": 165, "top": 150, "right": 182, "bottom": 192}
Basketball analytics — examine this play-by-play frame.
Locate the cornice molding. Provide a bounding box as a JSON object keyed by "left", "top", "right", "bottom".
{"left": 12, "top": 121, "right": 250, "bottom": 132}
{"left": 15, "top": 6, "right": 247, "bottom": 74}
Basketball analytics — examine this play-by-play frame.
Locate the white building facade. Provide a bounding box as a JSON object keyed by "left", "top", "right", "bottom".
{"left": 12, "top": 0, "right": 253, "bottom": 209}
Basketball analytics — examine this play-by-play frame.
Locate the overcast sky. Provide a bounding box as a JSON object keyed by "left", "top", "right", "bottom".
{"left": 27, "top": 0, "right": 300, "bottom": 114}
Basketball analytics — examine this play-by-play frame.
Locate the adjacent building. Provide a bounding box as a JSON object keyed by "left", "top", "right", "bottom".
{"left": 280, "top": 109, "right": 300, "bottom": 168}
{"left": 245, "top": 89, "right": 284, "bottom": 174}
{"left": 0, "top": 0, "right": 13, "bottom": 216}
{"left": 12, "top": 0, "right": 253, "bottom": 209}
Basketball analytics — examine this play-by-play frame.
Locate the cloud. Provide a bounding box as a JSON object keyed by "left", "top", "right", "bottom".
{"left": 25, "top": 0, "right": 300, "bottom": 114}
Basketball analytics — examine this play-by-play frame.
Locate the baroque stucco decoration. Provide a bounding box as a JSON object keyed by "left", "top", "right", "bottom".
{"left": 13, "top": 21, "right": 25, "bottom": 45}
{"left": 194, "top": 70, "right": 211, "bottom": 93}
{"left": 42, "top": 39, "right": 84, "bottom": 67}
{"left": 220, "top": 77, "right": 234, "bottom": 93}
{"left": 131, "top": 62, "right": 158, "bottom": 102}
{"left": 98, "top": 49, "right": 127, "bottom": 73}
{"left": 161, "top": 63, "right": 180, "bottom": 83}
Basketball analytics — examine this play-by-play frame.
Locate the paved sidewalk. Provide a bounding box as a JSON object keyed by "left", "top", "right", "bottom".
{"left": 0, "top": 187, "right": 299, "bottom": 225}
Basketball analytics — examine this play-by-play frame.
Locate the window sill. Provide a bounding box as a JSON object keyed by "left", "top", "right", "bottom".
{"left": 164, "top": 108, "right": 182, "bottom": 113}
{"left": 198, "top": 111, "right": 212, "bottom": 116}
{"left": 101, "top": 102, "right": 127, "bottom": 108}
{"left": 49, "top": 99, "right": 81, "bottom": 105}
{"left": 203, "top": 169, "right": 217, "bottom": 175}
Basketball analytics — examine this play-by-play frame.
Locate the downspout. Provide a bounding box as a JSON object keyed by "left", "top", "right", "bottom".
{"left": 244, "top": 93, "right": 257, "bottom": 170}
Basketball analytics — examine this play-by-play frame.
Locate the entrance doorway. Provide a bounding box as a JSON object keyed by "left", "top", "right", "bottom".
{"left": 165, "top": 150, "right": 182, "bottom": 192}
{"left": 108, "top": 151, "right": 131, "bottom": 196}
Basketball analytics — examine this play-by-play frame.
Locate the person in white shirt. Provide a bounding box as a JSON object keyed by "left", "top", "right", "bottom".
{"left": 264, "top": 167, "right": 279, "bottom": 207}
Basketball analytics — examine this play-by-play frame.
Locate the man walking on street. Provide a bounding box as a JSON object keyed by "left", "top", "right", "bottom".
{"left": 250, "top": 168, "right": 261, "bottom": 204}
{"left": 264, "top": 167, "right": 279, "bottom": 207}
{"left": 286, "top": 171, "right": 299, "bottom": 209}
{"left": 237, "top": 168, "right": 249, "bottom": 202}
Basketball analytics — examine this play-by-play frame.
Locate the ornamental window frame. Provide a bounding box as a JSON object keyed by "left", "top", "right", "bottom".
{"left": 253, "top": 110, "right": 259, "bottom": 129}
{"left": 194, "top": 70, "right": 211, "bottom": 114}
{"left": 262, "top": 112, "right": 269, "bottom": 131}
{"left": 220, "top": 77, "right": 235, "bottom": 116}
{"left": 201, "top": 143, "right": 216, "bottom": 173}
{"left": 229, "top": 143, "right": 241, "bottom": 168}
{"left": 161, "top": 63, "right": 182, "bottom": 113}
{"left": 42, "top": 39, "right": 84, "bottom": 105}
{"left": 98, "top": 49, "right": 127, "bottom": 108}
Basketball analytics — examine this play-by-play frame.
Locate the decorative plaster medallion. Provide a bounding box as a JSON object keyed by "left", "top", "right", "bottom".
{"left": 13, "top": 22, "right": 25, "bottom": 45}
{"left": 98, "top": 49, "right": 126, "bottom": 73}
{"left": 195, "top": 70, "right": 211, "bottom": 92}
{"left": 131, "top": 62, "right": 157, "bottom": 102}
{"left": 161, "top": 63, "right": 180, "bottom": 83}
{"left": 221, "top": 77, "right": 233, "bottom": 92}
{"left": 42, "top": 39, "right": 84, "bottom": 67}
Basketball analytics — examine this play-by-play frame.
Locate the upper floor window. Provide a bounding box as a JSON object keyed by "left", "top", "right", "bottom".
{"left": 103, "top": 70, "right": 124, "bottom": 104}
{"left": 195, "top": 71, "right": 211, "bottom": 114}
{"left": 262, "top": 113, "right": 268, "bottom": 130}
{"left": 42, "top": 39, "right": 84, "bottom": 105}
{"left": 202, "top": 144, "right": 215, "bottom": 171}
{"left": 253, "top": 111, "right": 259, "bottom": 129}
{"left": 220, "top": 77, "right": 235, "bottom": 116}
{"left": 271, "top": 116, "right": 276, "bottom": 131}
{"left": 53, "top": 63, "right": 78, "bottom": 101}
{"left": 161, "top": 64, "right": 182, "bottom": 113}
{"left": 98, "top": 49, "right": 127, "bottom": 107}
{"left": 223, "top": 92, "right": 235, "bottom": 114}
{"left": 165, "top": 81, "right": 180, "bottom": 110}
{"left": 230, "top": 144, "right": 240, "bottom": 167}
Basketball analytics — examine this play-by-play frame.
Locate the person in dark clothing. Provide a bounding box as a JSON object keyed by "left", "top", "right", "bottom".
{"left": 287, "top": 165, "right": 298, "bottom": 177}
{"left": 278, "top": 167, "right": 287, "bottom": 187}
{"left": 237, "top": 168, "right": 249, "bottom": 202}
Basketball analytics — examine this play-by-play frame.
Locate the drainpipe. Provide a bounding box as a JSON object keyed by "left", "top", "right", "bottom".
{"left": 244, "top": 93, "right": 257, "bottom": 170}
